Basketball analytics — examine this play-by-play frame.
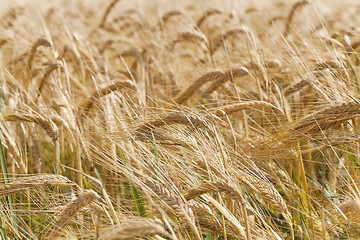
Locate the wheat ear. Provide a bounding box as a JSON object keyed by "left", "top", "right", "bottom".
{"left": 197, "top": 9, "right": 223, "bottom": 27}
{"left": 99, "top": 219, "right": 170, "bottom": 240}
{"left": 3, "top": 113, "right": 59, "bottom": 142}
{"left": 45, "top": 190, "right": 99, "bottom": 239}
{"left": 212, "top": 100, "right": 287, "bottom": 120}
{"left": 292, "top": 101, "right": 360, "bottom": 134}
{"left": 237, "top": 170, "right": 293, "bottom": 237}
{"left": 171, "top": 31, "right": 208, "bottom": 48}
{"left": 283, "top": 79, "right": 308, "bottom": 96}
{"left": 283, "top": 0, "right": 309, "bottom": 37}
{"left": 0, "top": 174, "right": 74, "bottom": 198}
{"left": 211, "top": 28, "right": 247, "bottom": 55}
{"left": 184, "top": 180, "right": 250, "bottom": 240}
{"left": 200, "top": 67, "right": 249, "bottom": 99}
{"left": 99, "top": 0, "right": 122, "bottom": 28}
{"left": 190, "top": 202, "right": 238, "bottom": 237}
{"left": 159, "top": 10, "right": 184, "bottom": 29}
{"left": 135, "top": 112, "right": 210, "bottom": 132}
{"left": 173, "top": 71, "right": 225, "bottom": 104}
{"left": 36, "top": 63, "right": 62, "bottom": 99}
{"left": 80, "top": 79, "right": 136, "bottom": 119}
{"left": 144, "top": 181, "right": 201, "bottom": 239}
{"left": 27, "top": 38, "right": 52, "bottom": 73}
{"left": 329, "top": 199, "right": 360, "bottom": 233}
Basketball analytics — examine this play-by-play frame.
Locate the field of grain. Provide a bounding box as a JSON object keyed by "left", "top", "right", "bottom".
{"left": 1, "top": 0, "right": 360, "bottom": 239}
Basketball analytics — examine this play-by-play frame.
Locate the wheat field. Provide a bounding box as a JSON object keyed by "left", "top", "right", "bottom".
{"left": 1, "top": 0, "right": 360, "bottom": 239}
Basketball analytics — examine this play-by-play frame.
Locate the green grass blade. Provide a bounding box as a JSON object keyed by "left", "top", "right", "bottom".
{"left": 117, "top": 144, "right": 146, "bottom": 217}
{"left": 341, "top": 145, "right": 360, "bottom": 174}
{"left": 0, "top": 135, "right": 19, "bottom": 239}
{"left": 129, "top": 182, "right": 146, "bottom": 217}
{"left": 0, "top": 204, "right": 7, "bottom": 240}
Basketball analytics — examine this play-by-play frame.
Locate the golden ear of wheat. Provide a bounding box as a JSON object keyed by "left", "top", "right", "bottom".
{"left": 27, "top": 38, "right": 52, "bottom": 72}
{"left": 3, "top": 112, "right": 59, "bottom": 142}
{"left": 0, "top": 174, "right": 74, "bottom": 198}
{"left": 44, "top": 190, "right": 99, "bottom": 239}
{"left": 79, "top": 79, "right": 136, "bottom": 120}
{"left": 99, "top": 219, "right": 170, "bottom": 240}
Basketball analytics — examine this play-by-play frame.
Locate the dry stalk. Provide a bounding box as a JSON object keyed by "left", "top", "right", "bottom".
{"left": 99, "top": 219, "right": 170, "bottom": 240}
{"left": 45, "top": 190, "right": 99, "bottom": 239}
{"left": 0, "top": 174, "right": 74, "bottom": 198}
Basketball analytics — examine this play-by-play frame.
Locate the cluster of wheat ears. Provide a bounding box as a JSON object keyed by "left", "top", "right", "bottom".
{"left": 1, "top": 0, "right": 360, "bottom": 239}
